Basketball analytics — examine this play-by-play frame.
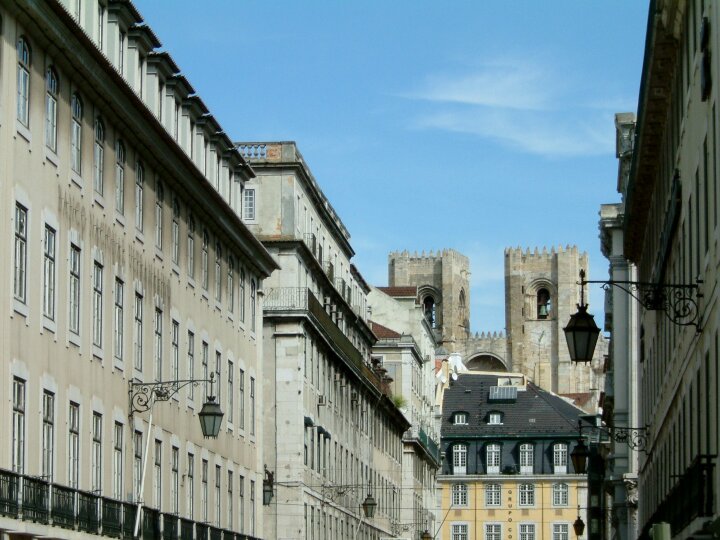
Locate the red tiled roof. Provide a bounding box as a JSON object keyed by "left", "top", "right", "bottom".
{"left": 377, "top": 286, "right": 417, "bottom": 297}
{"left": 370, "top": 321, "right": 402, "bottom": 339}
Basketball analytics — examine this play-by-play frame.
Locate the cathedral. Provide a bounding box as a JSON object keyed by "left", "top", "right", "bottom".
{"left": 386, "top": 246, "right": 606, "bottom": 410}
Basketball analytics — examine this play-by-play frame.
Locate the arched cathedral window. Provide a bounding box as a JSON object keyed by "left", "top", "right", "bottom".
{"left": 537, "top": 288, "right": 551, "bottom": 319}
{"left": 423, "top": 296, "right": 436, "bottom": 327}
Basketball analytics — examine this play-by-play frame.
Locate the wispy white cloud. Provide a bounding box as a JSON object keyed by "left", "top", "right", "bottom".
{"left": 405, "top": 61, "right": 555, "bottom": 111}
{"left": 415, "top": 108, "right": 614, "bottom": 157}
{"left": 402, "top": 57, "right": 628, "bottom": 158}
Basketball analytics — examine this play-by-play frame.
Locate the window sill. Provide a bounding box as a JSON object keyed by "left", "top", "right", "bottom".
{"left": 70, "top": 171, "right": 84, "bottom": 189}
{"left": 171, "top": 263, "right": 180, "bottom": 276}
{"left": 15, "top": 121, "right": 31, "bottom": 143}
{"left": 214, "top": 301, "right": 222, "bottom": 312}
{"left": 113, "top": 357, "right": 124, "bottom": 372}
{"left": 93, "top": 345, "right": 104, "bottom": 360}
{"left": 12, "top": 299, "right": 29, "bottom": 320}
{"left": 135, "top": 230, "right": 145, "bottom": 244}
{"left": 187, "top": 277, "right": 196, "bottom": 289}
{"left": 42, "top": 316, "right": 57, "bottom": 335}
{"left": 93, "top": 192, "right": 106, "bottom": 208}
{"left": 155, "top": 248, "right": 164, "bottom": 261}
{"left": 45, "top": 149, "right": 60, "bottom": 167}
{"left": 115, "top": 213, "right": 126, "bottom": 227}
{"left": 68, "top": 331, "right": 81, "bottom": 348}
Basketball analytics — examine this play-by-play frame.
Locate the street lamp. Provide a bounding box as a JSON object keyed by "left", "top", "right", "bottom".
{"left": 263, "top": 467, "right": 274, "bottom": 505}
{"left": 128, "top": 373, "right": 223, "bottom": 537}
{"left": 564, "top": 269, "right": 702, "bottom": 364}
{"left": 361, "top": 492, "right": 377, "bottom": 518}
{"left": 420, "top": 530, "right": 432, "bottom": 540}
{"left": 570, "top": 438, "right": 590, "bottom": 475}
{"left": 573, "top": 507, "right": 586, "bottom": 537}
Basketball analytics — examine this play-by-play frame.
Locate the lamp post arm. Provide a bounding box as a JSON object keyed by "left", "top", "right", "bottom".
{"left": 133, "top": 411, "right": 154, "bottom": 538}
{"left": 129, "top": 376, "right": 215, "bottom": 416}
{"left": 578, "top": 421, "right": 649, "bottom": 452}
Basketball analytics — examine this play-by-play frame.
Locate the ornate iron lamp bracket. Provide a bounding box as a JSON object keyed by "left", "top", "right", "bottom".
{"left": 129, "top": 375, "right": 214, "bottom": 416}
{"left": 579, "top": 421, "right": 649, "bottom": 452}
{"left": 579, "top": 270, "right": 702, "bottom": 328}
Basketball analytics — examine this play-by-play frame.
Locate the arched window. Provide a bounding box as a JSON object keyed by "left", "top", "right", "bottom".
{"left": 486, "top": 443, "right": 501, "bottom": 474}
{"left": 537, "top": 288, "right": 551, "bottom": 319}
{"left": 17, "top": 37, "right": 31, "bottom": 126}
{"left": 71, "top": 94, "right": 83, "bottom": 173}
{"left": 423, "top": 296, "right": 436, "bottom": 327}
{"left": 459, "top": 289, "right": 466, "bottom": 309}
{"left": 115, "top": 141, "right": 125, "bottom": 214}
{"left": 519, "top": 443, "right": 533, "bottom": 473}
{"left": 45, "top": 68, "right": 59, "bottom": 151}
{"left": 93, "top": 118, "right": 105, "bottom": 195}
{"left": 452, "top": 444, "right": 467, "bottom": 475}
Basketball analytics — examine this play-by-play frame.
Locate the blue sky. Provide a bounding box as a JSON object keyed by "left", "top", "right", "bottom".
{"left": 136, "top": 1, "right": 649, "bottom": 333}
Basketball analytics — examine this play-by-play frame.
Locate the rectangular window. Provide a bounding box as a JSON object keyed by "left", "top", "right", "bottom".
{"left": 94, "top": 123, "right": 104, "bottom": 195}
{"left": 14, "top": 204, "right": 28, "bottom": 303}
{"left": 46, "top": 71, "right": 58, "bottom": 151}
{"left": 215, "top": 465, "right": 221, "bottom": 526}
{"left": 201, "top": 460, "right": 208, "bottom": 521}
{"left": 113, "top": 422, "right": 123, "bottom": 499}
{"left": 43, "top": 225, "right": 56, "bottom": 319}
{"left": 216, "top": 351, "right": 222, "bottom": 402}
{"left": 519, "top": 484, "right": 535, "bottom": 506}
{"left": 116, "top": 144, "right": 125, "bottom": 215}
{"left": 187, "top": 331, "right": 195, "bottom": 399}
{"left": 134, "top": 292, "right": 143, "bottom": 370}
{"left": 250, "top": 480, "right": 255, "bottom": 535}
{"left": 114, "top": 279, "right": 124, "bottom": 360}
{"left": 172, "top": 214, "right": 180, "bottom": 264}
{"left": 97, "top": 3, "right": 105, "bottom": 50}
{"left": 553, "top": 443, "right": 568, "bottom": 474}
{"left": 453, "top": 444, "right": 467, "bottom": 475}
{"left": 520, "top": 523, "right": 536, "bottom": 540}
{"left": 12, "top": 378, "right": 26, "bottom": 473}
{"left": 93, "top": 262, "right": 103, "bottom": 347}
{"left": 452, "top": 524, "right": 468, "bottom": 540}
{"left": 186, "top": 453, "right": 194, "bottom": 519}
{"left": 485, "top": 524, "right": 501, "bottom": 540}
{"left": 485, "top": 484, "right": 501, "bottom": 507}
{"left": 519, "top": 443, "right": 533, "bottom": 474}
{"left": 17, "top": 42, "right": 30, "bottom": 126}
{"left": 552, "top": 483, "right": 568, "bottom": 506}
{"left": 42, "top": 390, "right": 55, "bottom": 479}
{"left": 228, "top": 360, "right": 234, "bottom": 424}
{"left": 239, "top": 475, "right": 245, "bottom": 532}
{"left": 154, "top": 440, "right": 162, "bottom": 509}
{"left": 68, "top": 402, "right": 80, "bottom": 488}
{"left": 228, "top": 259, "right": 235, "bottom": 313}
{"left": 239, "top": 269, "right": 246, "bottom": 322}
{"left": 215, "top": 245, "right": 222, "bottom": 302}
{"left": 155, "top": 184, "right": 164, "bottom": 250}
{"left": 201, "top": 232, "right": 209, "bottom": 290}
{"left": 133, "top": 431, "right": 142, "bottom": 501}
{"left": 250, "top": 377, "right": 256, "bottom": 435}
{"left": 243, "top": 189, "right": 256, "bottom": 221}
{"left": 154, "top": 308, "right": 162, "bottom": 380}
{"left": 92, "top": 412, "right": 102, "bottom": 492}
{"left": 202, "top": 341, "right": 209, "bottom": 396}
{"left": 172, "top": 320, "right": 179, "bottom": 381}
{"left": 552, "top": 524, "right": 569, "bottom": 540}
{"left": 452, "top": 484, "right": 468, "bottom": 506}
{"left": 227, "top": 470, "right": 233, "bottom": 529}
{"left": 69, "top": 245, "right": 81, "bottom": 334}
{"left": 135, "top": 163, "right": 144, "bottom": 231}
{"left": 171, "top": 447, "right": 179, "bottom": 514}
{"left": 454, "top": 412, "right": 468, "bottom": 425}
{"left": 118, "top": 31, "right": 125, "bottom": 75}
{"left": 187, "top": 221, "right": 195, "bottom": 278}
{"left": 71, "top": 94, "right": 82, "bottom": 174}
{"left": 239, "top": 369, "right": 245, "bottom": 430}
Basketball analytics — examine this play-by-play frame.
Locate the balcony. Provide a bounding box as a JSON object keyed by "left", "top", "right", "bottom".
{"left": 265, "top": 287, "right": 382, "bottom": 392}
{"left": 403, "top": 426, "right": 441, "bottom": 466}
{"left": 0, "top": 467, "right": 261, "bottom": 539}
{"left": 323, "top": 261, "right": 335, "bottom": 281}
{"left": 303, "top": 233, "right": 317, "bottom": 258}
{"left": 639, "top": 455, "right": 715, "bottom": 539}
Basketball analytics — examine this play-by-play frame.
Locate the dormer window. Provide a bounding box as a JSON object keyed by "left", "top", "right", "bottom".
{"left": 453, "top": 412, "right": 468, "bottom": 425}
{"left": 537, "top": 288, "right": 551, "bottom": 319}
{"left": 553, "top": 443, "right": 568, "bottom": 474}
{"left": 488, "top": 412, "right": 502, "bottom": 425}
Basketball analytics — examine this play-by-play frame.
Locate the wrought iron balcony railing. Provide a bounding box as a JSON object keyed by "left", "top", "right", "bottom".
{"left": 638, "top": 455, "right": 715, "bottom": 539}
{"left": 0, "top": 467, "right": 261, "bottom": 539}
{"left": 403, "top": 426, "right": 441, "bottom": 465}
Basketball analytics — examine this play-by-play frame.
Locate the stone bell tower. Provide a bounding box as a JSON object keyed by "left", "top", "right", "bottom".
{"left": 505, "top": 245, "right": 605, "bottom": 395}
{"left": 388, "top": 249, "right": 471, "bottom": 349}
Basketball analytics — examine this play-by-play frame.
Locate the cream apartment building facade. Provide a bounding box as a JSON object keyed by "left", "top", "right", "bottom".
{"left": 237, "top": 141, "right": 409, "bottom": 540}
{"left": 1, "top": 1, "right": 277, "bottom": 539}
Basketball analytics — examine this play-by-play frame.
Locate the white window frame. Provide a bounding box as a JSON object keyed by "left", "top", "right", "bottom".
{"left": 68, "top": 402, "right": 80, "bottom": 488}
{"left": 91, "top": 412, "right": 102, "bottom": 492}
{"left": 452, "top": 443, "right": 467, "bottom": 475}
{"left": 113, "top": 422, "right": 123, "bottom": 499}
{"left": 45, "top": 67, "right": 58, "bottom": 152}
{"left": 92, "top": 261, "right": 104, "bottom": 347}
{"left": 134, "top": 292, "right": 143, "bottom": 371}
{"left": 17, "top": 38, "right": 30, "bottom": 127}
{"left": 488, "top": 412, "right": 502, "bottom": 425}
{"left": 115, "top": 141, "right": 125, "bottom": 215}
{"left": 451, "top": 523, "right": 469, "bottom": 540}
{"left": 154, "top": 439, "right": 162, "bottom": 510}
{"left": 69, "top": 244, "right": 81, "bottom": 335}
{"left": 155, "top": 181, "right": 164, "bottom": 250}
{"left": 243, "top": 188, "right": 256, "bottom": 221}
{"left": 114, "top": 278, "right": 124, "bottom": 361}
{"left": 486, "top": 443, "right": 501, "bottom": 474}
{"left": 451, "top": 484, "right": 468, "bottom": 506}
{"left": 485, "top": 523, "right": 501, "bottom": 540}
{"left": 553, "top": 443, "right": 568, "bottom": 474}
{"left": 71, "top": 94, "right": 83, "bottom": 174}
{"left": 454, "top": 412, "right": 468, "bottom": 425}
{"left": 519, "top": 483, "right": 535, "bottom": 507}
{"left": 485, "top": 483, "right": 501, "bottom": 507}
{"left": 552, "top": 483, "right": 569, "bottom": 506}
{"left": 135, "top": 162, "right": 144, "bottom": 231}
{"left": 14, "top": 204, "right": 28, "bottom": 304}
{"left": 519, "top": 443, "right": 534, "bottom": 474}
{"left": 43, "top": 225, "right": 57, "bottom": 320}
{"left": 12, "top": 378, "right": 26, "bottom": 473}
{"left": 93, "top": 118, "right": 105, "bottom": 195}
{"left": 519, "top": 523, "right": 536, "bottom": 540}
{"left": 552, "top": 523, "right": 569, "bottom": 540}
{"left": 41, "top": 390, "right": 55, "bottom": 479}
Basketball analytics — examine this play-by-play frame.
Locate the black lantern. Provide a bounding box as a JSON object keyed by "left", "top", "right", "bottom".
{"left": 421, "top": 530, "right": 432, "bottom": 540}
{"left": 263, "top": 468, "right": 274, "bottom": 505}
{"left": 564, "top": 303, "right": 600, "bottom": 363}
{"left": 570, "top": 438, "right": 589, "bottom": 475}
{"left": 361, "top": 493, "right": 377, "bottom": 518}
{"left": 198, "top": 395, "right": 223, "bottom": 438}
{"left": 573, "top": 514, "right": 585, "bottom": 537}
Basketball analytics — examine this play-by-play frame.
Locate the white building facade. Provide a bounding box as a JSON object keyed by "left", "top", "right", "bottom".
{"left": 1, "top": 1, "right": 277, "bottom": 539}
